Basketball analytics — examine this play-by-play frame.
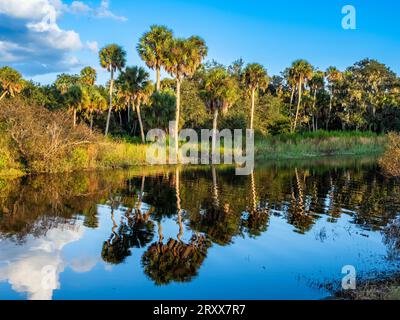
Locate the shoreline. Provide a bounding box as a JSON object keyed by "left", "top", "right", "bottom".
{"left": 0, "top": 132, "right": 387, "bottom": 177}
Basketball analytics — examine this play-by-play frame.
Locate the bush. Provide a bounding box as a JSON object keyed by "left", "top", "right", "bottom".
{"left": 380, "top": 132, "right": 400, "bottom": 177}
{"left": 0, "top": 98, "right": 97, "bottom": 173}
{"left": 0, "top": 126, "right": 22, "bottom": 175}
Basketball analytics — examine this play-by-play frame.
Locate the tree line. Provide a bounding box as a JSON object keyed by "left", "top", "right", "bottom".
{"left": 1, "top": 25, "right": 399, "bottom": 143}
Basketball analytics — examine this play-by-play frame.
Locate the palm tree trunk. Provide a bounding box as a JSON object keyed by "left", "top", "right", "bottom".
{"left": 105, "top": 68, "right": 114, "bottom": 136}
{"left": 73, "top": 109, "right": 77, "bottom": 127}
{"left": 157, "top": 220, "right": 164, "bottom": 243}
{"left": 250, "top": 88, "right": 256, "bottom": 130}
{"left": 211, "top": 165, "right": 219, "bottom": 208}
{"left": 326, "top": 93, "right": 332, "bottom": 130}
{"left": 289, "top": 84, "right": 296, "bottom": 130}
{"left": 156, "top": 67, "right": 161, "bottom": 92}
{"left": 135, "top": 102, "right": 145, "bottom": 143}
{"left": 251, "top": 171, "right": 257, "bottom": 213}
{"left": 212, "top": 108, "right": 219, "bottom": 162}
{"left": 90, "top": 114, "right": 94, "bottom": 131}
{"left": 312, "top": 89, "right": 317, "bottom": 132}
{"left": 293, "top": 77, "right": 303, "bottom": 132}
{"left": 174, "top": 79, "right": 181, "bottom": 160}
{"left": 127, "top": 101, "right": 130, "bottom": 128}
{"left": 289, "top": 85, "right": 295, "bottom": 109}
{"left": 118, "top": 111, "right": 122, "bottom": 128}
{"left": 175, "top": 167, "right": 183, "bottom": 242}
{"left": 0, "top": 91, "right": 7, "bottom": 101}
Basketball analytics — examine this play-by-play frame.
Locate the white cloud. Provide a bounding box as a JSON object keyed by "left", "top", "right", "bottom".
{"left": 0, "top": 222, "right": 84, "bottom": 300}
{"left": 86, "top": 40, "right": 99, "bottom": 53}
{"left": 69, "top": 256, "right": 98, "bottom": 273}
{"left": 69, "top": 1, "right": 92, "bottom": 15}
{"left": 0, "top": 0, "right": 60, "bottom": 20}
{"left": 0, "top": 0, "right": 125, "bottom": 76}
{"left": 0, "top": 0, "right": 83, "bottom": 75}
{"left": 63, "top": 0, "right": 127, "bottom": 22}
{"left": 95, "top": 0, "right": 127, "bottom": 22}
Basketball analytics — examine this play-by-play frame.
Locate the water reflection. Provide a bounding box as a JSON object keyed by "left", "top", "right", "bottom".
{"left": 0, "top": 221, "right": 83, "bottom": 300}
{"left": 1, "top": 157, "right": 400, "bottom": 299}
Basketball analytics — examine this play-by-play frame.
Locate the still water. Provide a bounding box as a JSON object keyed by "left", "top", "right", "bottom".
{"left": 1, "top": 157, "right": 400, "bottom": 300}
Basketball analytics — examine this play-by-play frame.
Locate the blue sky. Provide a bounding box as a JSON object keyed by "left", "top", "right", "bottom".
{"left": 1, "top": 0, "right": 399, "bottom": 85}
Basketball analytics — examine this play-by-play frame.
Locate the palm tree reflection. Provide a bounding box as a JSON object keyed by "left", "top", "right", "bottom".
{"left": 242, "top": 171, "right": 270, "bottom": 238}
{"left": 188, "top": 166, "right": 241, "bottom": 246}
{"left": 141, "top": 167, "right": 211, "bottom": 285}
{"left": 101, "top": 177, "right": 155, "bottom": 264}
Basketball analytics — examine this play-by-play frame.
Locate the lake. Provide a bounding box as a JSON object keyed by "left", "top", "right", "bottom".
{"left": 1, "top": 156, "right": 400, "bottom": 300}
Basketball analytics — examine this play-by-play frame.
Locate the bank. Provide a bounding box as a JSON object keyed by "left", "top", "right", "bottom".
{"left": 0, "top": 131, "right": 388, "bottom": 177}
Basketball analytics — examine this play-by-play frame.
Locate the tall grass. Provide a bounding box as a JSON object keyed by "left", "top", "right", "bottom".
{"left": 255, "top": 130, "right": 387, "bottom": 160}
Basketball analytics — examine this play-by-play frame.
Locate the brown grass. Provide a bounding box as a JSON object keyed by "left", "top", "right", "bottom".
{"left": 379, "top": 132, "right": 400, "bottom": 177}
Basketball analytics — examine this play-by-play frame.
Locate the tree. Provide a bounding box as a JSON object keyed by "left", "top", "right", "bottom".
{"left": 201, "top": 67, "right": 239, "bottom": 157}
{"left": 283, "top": 67, "right": 297, "bottom": 121}
{"left": 137, "top": 25, "right": 173, "bottom": 91}
{"left": 80, "top": 67, "right": 97, "bottom": 86}
{"left": 55, "top": 74, "right": 81, "bottom": 126}
{"left": 346, "top": 59, "right": 397, "bottom": 132}
{"left": 325, "top": 66, "right": 343, "bottom": 130}
{"left": 290, "top": 60, "right": 313, "bottom": 132}
{"left": 308, "top": 70, "right": 325, "bottom": 131}
{"left": 0, "top": 67, "right": 24, "bottom": 101}
{"left": 117, "top": 66, "right": 153, "bottom": 143}
{"left": 164, "top": 36, "right": 208, "bottom": 157}
{"left": 144, "top": 90, "right": 176, "bottom": 132}
{"left": 99, "top": 44, "right": 127, "bottom": 136}
{"left": 242, "top": 63, "right": 269, "bottom": 130}
{"left": 55, "top": 74, "right": 80, "bottom": 94}
{"left": 85, "top": 86, "right": 107, "bottom": 130}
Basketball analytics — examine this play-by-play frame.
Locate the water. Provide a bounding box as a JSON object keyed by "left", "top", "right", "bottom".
{"left": 1, "top": 157, "right": 400, "bottom": 300}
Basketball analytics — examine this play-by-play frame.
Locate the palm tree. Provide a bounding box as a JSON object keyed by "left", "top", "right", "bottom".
{"left": 80, "top": 67, "right": 97, "bottom": 86}
{"left": 55, "top": 74, "right": 79, "bottom": 94}
{"left": 242, "top": 63, "right": 269, "bottom": 130}
{"left": 325, "top": 66, "right": 343, "bottom": 130}
{"left": 117, "top": 66, "right": 153, "bottom": 143}
{"left": 290, "top": 60, "right": 313, "bottom": 132}
{"left": 55, "top": 74, "right": 81, "bottom": 126}
{"left": 65, "top": 85, "right": 86, "bottom": 127}
{"left": 86, "top": 86, "right": 107, "bottom": 130}
{"left": 283, "top": 67, "right": 297, "bottom": 122}
{"left": 0, "top": 67, "right": 24, "bottom": 101}
{"left": 137, "top": 25, "right": 173, "bottom": 92}
{"left": 308, "top": 70, "right": 325, "bottom": 131}
{"left": 202, "top": 67, "right": 239, "bottom": 158}
{"left": 99, "top": 44, "right": 127, "bottom": 136}
{"left": 164, "top": 36, "right": 208, "bottom": 157}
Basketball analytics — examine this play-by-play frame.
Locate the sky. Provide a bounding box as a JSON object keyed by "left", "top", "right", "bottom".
{"left": 0, "top": 0, "right": 399, "bottom": 85}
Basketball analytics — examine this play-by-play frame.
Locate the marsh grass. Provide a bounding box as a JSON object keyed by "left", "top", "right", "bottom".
{"left": 254, "top": 131, "right": 387, "bottom": 160}
{"left": 333, "top": 274, "right": 400, "bottom": 300}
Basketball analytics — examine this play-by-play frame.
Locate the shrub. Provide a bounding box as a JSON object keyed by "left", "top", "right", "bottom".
{"left": 379, "top": 132, "right": 400, "bottom": 177}
{"left": 0, "top": 98, "right": 97, "bottom": 173}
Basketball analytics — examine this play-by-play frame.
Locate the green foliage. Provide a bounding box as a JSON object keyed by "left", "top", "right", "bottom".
{"left": 242, "top": 63, "right": 269, "bottom": 92}
{"left": 144, "top": 90, "right": 176, "bottom": 131}
{"left": 181, "top": 80, "right": 211, "bottom": 130}
{"left": 80, "top": 67, "right": 97, "bottom": 86}
{"left": 99, "top": 44, "right": 127, "bottom": 72}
